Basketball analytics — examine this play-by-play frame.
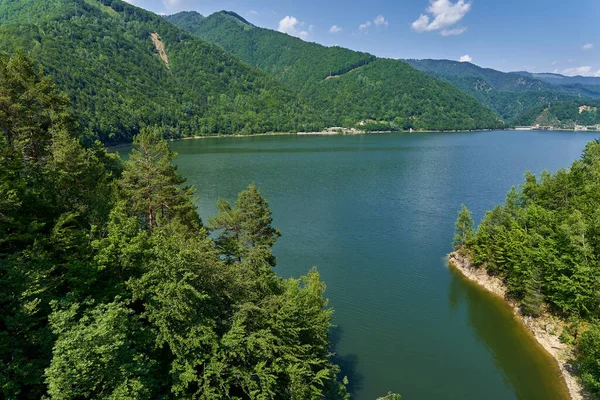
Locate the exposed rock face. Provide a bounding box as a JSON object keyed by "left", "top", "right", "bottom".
{"left": 150, "top": 32, "right": 169, "bottom": 69}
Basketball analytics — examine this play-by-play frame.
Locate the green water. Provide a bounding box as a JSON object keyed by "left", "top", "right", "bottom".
{"left": 120, "top": 130, "right": 596, "bottom": 399}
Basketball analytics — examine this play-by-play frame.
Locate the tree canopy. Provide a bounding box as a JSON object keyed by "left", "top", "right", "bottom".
{"left": 0, "top": 51, "right": 357, "bottom": 400}
{"left": 456, "top": 139, "right": 600, "bottom": 393}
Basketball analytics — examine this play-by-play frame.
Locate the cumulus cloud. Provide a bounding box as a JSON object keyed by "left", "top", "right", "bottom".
{"left": 330, "top": 25, "right": 343, "bottom": 33}
{"left": 563, "top": 66, "right": 600, "bottom": 77}
{"left": 412, "top": 0, "right": 471, "bottom": 35}
{"left": 459, "top": 54, "right": 472, "bottom": 62}
{"left": 359, "top": 21, "right": 371, "bottom": 32}
{"left": 358, "top": 15, "right": 388, "bottom": 33}
{"left": 278, "top": 16, "right": 310, "bottom": 40}
{"left": 374, "top": 15, "right": 388, "bottom": 27}
{"left": 441, "top": 26, "right": 467, "bottom": 36}
{"left": 583, "top": 43, "right": 594, "bottom": 50}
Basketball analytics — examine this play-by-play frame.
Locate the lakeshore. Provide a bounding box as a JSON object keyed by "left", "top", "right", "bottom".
{"left": 448, "top": 251, "right": 588, "bottom": 400}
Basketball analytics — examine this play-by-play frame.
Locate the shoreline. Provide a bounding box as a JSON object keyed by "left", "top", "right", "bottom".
{"left": 105, "top": 126, "right": 597, "bottom": 151}
{"left": 448, "top": 251, "right": 588, "bottom": 400}
{"left": 105, "top": 128, "right": 507, "bottom": 150}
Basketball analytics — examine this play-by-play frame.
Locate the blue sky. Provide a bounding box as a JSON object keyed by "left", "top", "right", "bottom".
{"left": 125, "top": 0, "right": 600, "bottom": 76}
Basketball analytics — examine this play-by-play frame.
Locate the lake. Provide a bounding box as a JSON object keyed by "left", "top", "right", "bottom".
{"left": 121, "top": 130, "right": 598, "bottom": 399}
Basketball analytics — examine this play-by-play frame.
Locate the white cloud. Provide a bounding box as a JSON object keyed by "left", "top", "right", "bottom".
{"left": 552, "top": 61, "right": 558, "bottom": 66}
{"left": 441, "top": 26, "right": 467, "bottom": 36}
{"left": 162, "top": 0, "right": 183, "bottom": 8}
{"left": 459, "top": 54, "right": 472, "bottom": 62}
{"left": 278, "top": 16, "right": 310, "bottom": 40}
{"left": 330, "top": 25, "right": 343, "bottom": 33}
{"left": 374, "top": 15, "right": 388, "bottom": 27}
{"left": 358, "top": 15, "right": 388, "bottom": 33}
{"left": 359, "top": 21, "right": 371, "bottom": 32}
{"left": 412, "top": 0, "right": 471, "bottom": 35}
{"left": 583, "top": 43, "right": 594, "bottom": 50}
{"left": 247, "top": 10, "right": 258, "bottom": 16}
{"left": 562, "top": 66, "right": 600, "bottom": 76}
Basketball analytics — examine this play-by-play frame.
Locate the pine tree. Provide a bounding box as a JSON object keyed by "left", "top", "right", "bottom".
{"left": 453, "top": 204, "right": 474, "bottom": 250}
{"left": 210, "top": 184, "right": 281, "bottom": 266}
{"left": 119, "top": 128, "right": 199, "bottom": 230}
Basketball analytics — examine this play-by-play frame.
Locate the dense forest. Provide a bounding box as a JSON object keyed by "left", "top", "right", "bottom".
{"left": 0, "top": 52, "right": 376, "bottom": 399}
{"left": 0, "top": 0, "right": 327, "bottom": 144}
{"left": 514, "top": 100, "right": 600, "bottom": 129}
{"left": 404, "top": 59, "right": 600, "bottom": 123}
{"left": 167, "top": 11, "right": 504, "bottom": 132}
{"left": 454, "top": 140, "right": 600, "bottom": 394}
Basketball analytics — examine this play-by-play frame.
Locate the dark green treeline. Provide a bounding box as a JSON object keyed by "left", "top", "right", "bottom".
{"left": 455, "top": 140, "right": 600, "bottom": 395}
{"left": 0, "top": 52, "right": 355, "bottom": 399}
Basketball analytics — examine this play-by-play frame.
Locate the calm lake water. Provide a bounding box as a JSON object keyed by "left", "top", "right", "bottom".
{"left": 121, "top": 130, "right": 598, "bottom": 399}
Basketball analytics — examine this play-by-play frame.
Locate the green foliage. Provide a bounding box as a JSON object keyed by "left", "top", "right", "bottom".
{"left": 514, "top": 100, "right": 600, "bottom": 128}
{"left": 168, "top": 11, "right": 503, "bottom": 131}
{"left": 119, "top": 128, "right": 199, "bottom": 230}
{"left": 0, "top": 0, "right": 326, "bottom": 144}
{"left": 577, "top": 325, "right": 600, "bottom": 394}
{"left": 404, "top": 59, "right": 599, "bottom": 123}
{"left": 210, "top": 184, "right": 281, "bottom": 267}
{"left": 461, "top": 139, "right": 600, "bottom": 388}
{"left": 453, "top": 204, "right": 474, "bottom": 250}
{"left": 1, "top": 53, "right": 352, "bottom": 399}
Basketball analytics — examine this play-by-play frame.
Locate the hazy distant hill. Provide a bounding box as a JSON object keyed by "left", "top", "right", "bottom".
{"left": 0, "top": 0, "right": 325, "bottom": 143}
{"left": 515, "top": 71, "right": 600, "bottom": 87}
{"left": 403, "top": 59, "right": 599, "bottom": 122}
{"left": 166, "top": 11, "right": 503, "bottom": 131}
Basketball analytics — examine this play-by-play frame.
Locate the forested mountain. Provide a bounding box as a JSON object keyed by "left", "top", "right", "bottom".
{"left": 167, "top": 11, "right": 503, "bottom": 131}
{"left": 404, "top": 59, "right": 600, "bottom": 122}
{"left": 0, "top": 51, "right": 360, "bottom": 399}
{"left": 0, "top": 0, "right": 326, "bottom": 144}
{"left": 515, "top": 71, "right": 600, "bottom": 88}
{"left": 454, "top": 139, "right": 600, "bottom": 395}
{"left": 514, "top": 100, "right": 600, "bottom": 129}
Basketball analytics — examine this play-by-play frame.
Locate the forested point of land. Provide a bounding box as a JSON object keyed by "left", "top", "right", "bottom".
{"left": 0, "top": 51, "right": 408, "bottom": 400}
{"left": 454, "top": 139, "right": 600, "bottom": 395}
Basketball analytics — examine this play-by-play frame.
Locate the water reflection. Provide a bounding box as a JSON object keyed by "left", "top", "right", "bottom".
{"left": 448, "top": 266, "right": 570, "bottom": 400}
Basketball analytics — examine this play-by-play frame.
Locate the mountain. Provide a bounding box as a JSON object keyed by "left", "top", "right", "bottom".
{"left": 514, "top": 100, "right": 600, "bottom": 129}
{"left": 166, "top": 11, "right": 503, "bottom": 131}
{"left": 515, "top": 71, "right": 600, "bottom": 87}
{"left": 0, "top": 0, "right": 325, "bottom": 144}
{"left": 403, "top": 59, "right": 599, "bottom": 122}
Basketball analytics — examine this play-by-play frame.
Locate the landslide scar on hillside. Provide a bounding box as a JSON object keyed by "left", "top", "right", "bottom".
{"left": 150, "top": 32, "right": 170, "bottom": 69}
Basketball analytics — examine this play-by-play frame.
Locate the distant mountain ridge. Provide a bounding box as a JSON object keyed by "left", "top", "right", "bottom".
{"left": 403, "top": 59, "right": 600, "bottom": 123}
{"left": 166, "top": 11, "right": 503, "bottom": 132}
{"left": 514, "top": 71, "right": 600, "bottom": 87}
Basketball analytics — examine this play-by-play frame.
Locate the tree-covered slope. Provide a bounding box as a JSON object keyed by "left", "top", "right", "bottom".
{"left": 515, "top": 71, "right": 600, "bottom": 88}
{"left": 0, "top": 0, "right": 324, "bottom": 144}
{"left": 403, "top": 59, "right": 596, "bottom": 122}
{"left": 0, "top": 51, "right": 358, "bottom": 400}
{"left": 514, "top": 100, "right": 600, "bottom": 129}
{"left": 454, "top": 139, "right": 600, "bottom": 395}
{"left": 167, "top": 11, "right": 503, "bottom": 131}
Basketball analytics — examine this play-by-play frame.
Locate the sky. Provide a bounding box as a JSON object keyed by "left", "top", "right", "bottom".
{"left": 123, "top": 0, "right": 600, "bottom": 76}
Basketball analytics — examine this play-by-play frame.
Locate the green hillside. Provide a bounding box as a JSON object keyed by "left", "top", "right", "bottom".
{"left": 167, "top": 11, "right": 503, "bottom": 131}
{"left": 403, "top": 59, "right": 596, "bottom": 122}
{"left": 0, "top": 0, "right": 325, "bottom": 144}
{"left": 514, "top": 100, "right": 600, "bottom": 129}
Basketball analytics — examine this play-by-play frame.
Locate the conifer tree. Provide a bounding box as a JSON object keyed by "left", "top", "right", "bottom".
{"left": 453, "top": 204, "right": 474, "bottom": 250}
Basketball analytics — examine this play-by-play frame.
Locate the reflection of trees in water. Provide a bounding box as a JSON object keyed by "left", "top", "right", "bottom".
{"left": 447, "top": 267, "right": 570, "bottom": 400}
{"left": 329, "top": 326, "right": 364, "bottom": 396}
